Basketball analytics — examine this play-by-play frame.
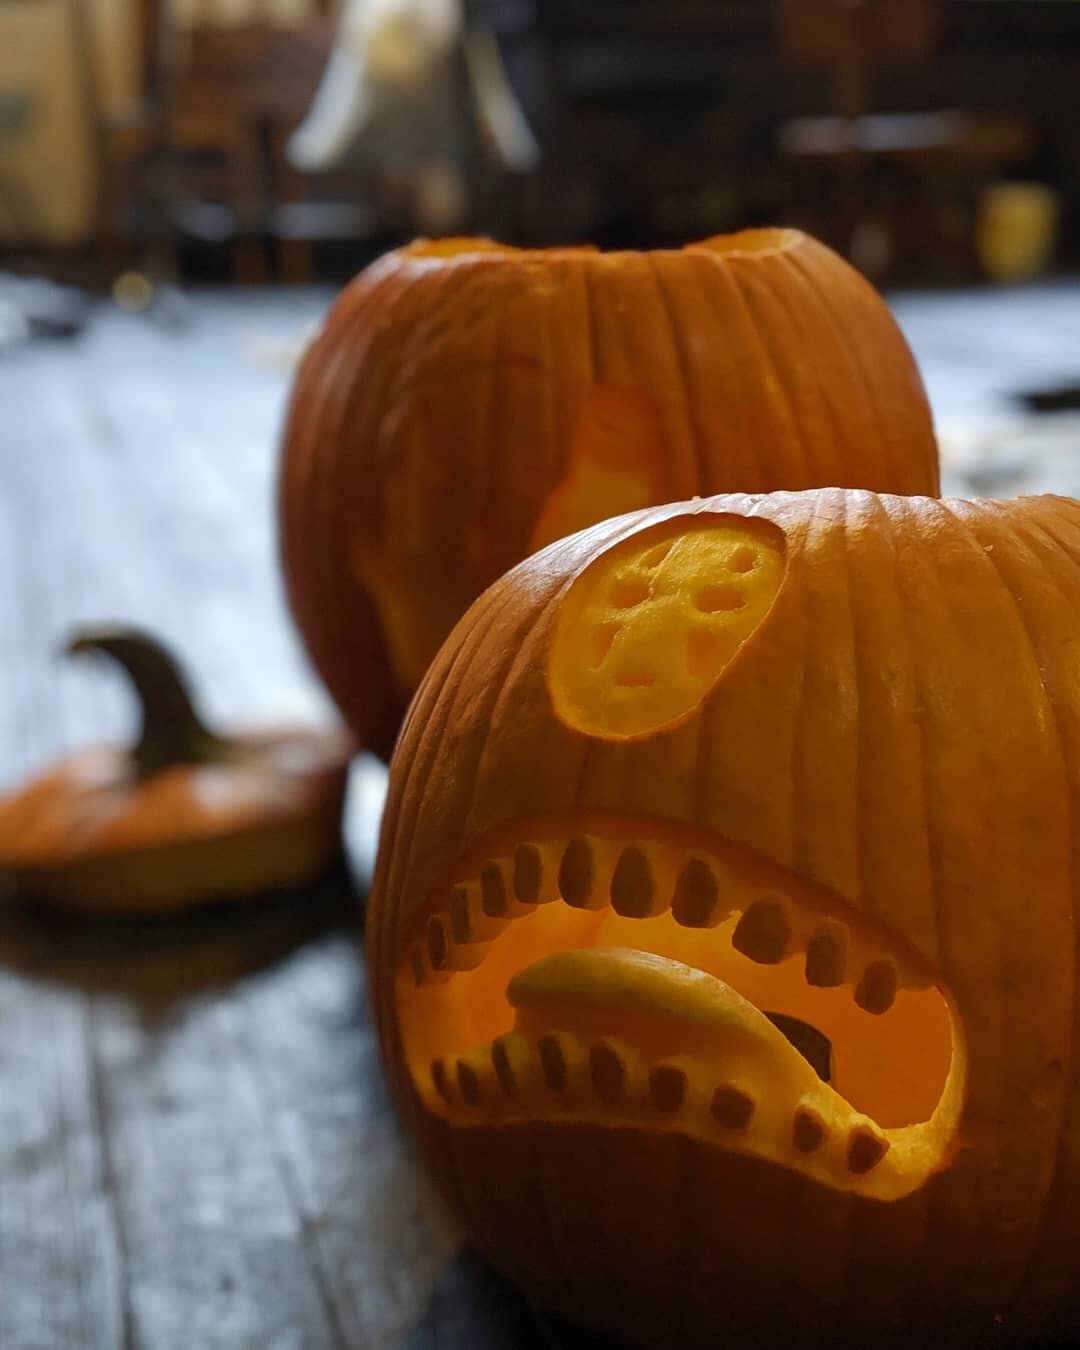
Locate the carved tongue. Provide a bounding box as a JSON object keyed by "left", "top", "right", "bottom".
{"left": 507, "top": 947, "right": 827, "bottom": 1099}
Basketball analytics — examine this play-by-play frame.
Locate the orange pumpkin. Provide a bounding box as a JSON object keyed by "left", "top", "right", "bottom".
{"left": 0, "top": 628, "right": 352, "bottom": 913}
{"left": 369, "top": 488, "right": 1080, "bottom": 1347}
{"left": 279, "top": 230, "right": 939, "bottom": 757}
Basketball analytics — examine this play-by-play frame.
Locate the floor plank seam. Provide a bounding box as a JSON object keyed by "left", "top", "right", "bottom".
{"left": 85, "top": 998, "right": 138, "bottom": 1350}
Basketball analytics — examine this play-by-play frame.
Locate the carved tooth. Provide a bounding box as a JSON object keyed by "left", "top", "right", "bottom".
{"left": 672, "top": 856, "right": 723, "bottom": 928}
{"left": 431, "top": 1059, "right": 452, "bottom": 1103}
{"left": 491, "top": 1036, "right": 521, "bottom": 1097}
{"left": 793, "top": 1102, "right": 830, "bottom": 1153}
{"left": 426, "top": 915, "right": 450, "bottom": 973}
{"left": 559, "top": 837, "right": 605, "bottom": 909}
{"left": 711, "top": 1083, "right": 756, "bottom": 1130}
{"left": 428, "top": 906, "right": 485, "bottom": 972}
{"left": 805, "top": 921, "right": 849, "bottom": 987}
{"left": 448, "top": 886, "right": 471, "bottom": 944}
{"left": 732, "top": 896, "right": 792, "bottom": 964}
{"left": 483, "top": 858, "right": 537, "bottom": 920}
{"left": 479, "top": 861, "right": 511, "bottom": 917}
{"left": 410, "top": 942, "right": 451, "bottom": 986}
{"left": 539, "top": 1034, "right": 569, "bottom": 1092}
{"left": 456, "top": 1060, "right": 481, "bottom": 1106}
{"left": 589, "top": 1040, "right": 627, "bottom": 1105}
{"left": 855, "top": 958, "right": 898, "bottom": 1014}
{"left": 449, "top": 883, "right": 507, "bottom": 945}
{"left": 610, "top": 844, "right": 665, "bottom": 918}
{"left": 448, "top": 940, "right": 487, "bottom": 972}
{"left": 649, "top": 1063, "right": 687, "bottom": 1114}
{"left": 513, "top": 843, "right": 550, "bottom": 904}
{"left": 847, "top": 1124, "right": 890, "bottom": 1174}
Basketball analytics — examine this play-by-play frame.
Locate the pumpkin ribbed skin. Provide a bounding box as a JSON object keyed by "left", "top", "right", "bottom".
{"left": 369, "top": 489, "right": 1080, "bottom": 1347}
{"left": 279, "top": 232, "right": 938, "bottom": 756}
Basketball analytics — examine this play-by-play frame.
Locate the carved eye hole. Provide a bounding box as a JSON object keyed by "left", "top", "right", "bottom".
{"left": 728, "top": 546, "right": 757, "bottom": 574}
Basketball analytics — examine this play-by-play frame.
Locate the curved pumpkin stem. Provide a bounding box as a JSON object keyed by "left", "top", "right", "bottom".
{"left": 67, "top": 626, "right": 229, "bottom": 778}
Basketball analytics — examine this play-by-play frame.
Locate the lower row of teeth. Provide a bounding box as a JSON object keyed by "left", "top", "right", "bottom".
{"left": 429, "top": 1032, "right": 890, "bottom": 1176}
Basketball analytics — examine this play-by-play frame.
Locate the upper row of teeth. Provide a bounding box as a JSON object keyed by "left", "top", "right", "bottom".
{"left": 410, "top": 835, "right": 926, "bottom": 1012}
{"left": 430, "top": 1031, "right": 890, "bottom": 1177}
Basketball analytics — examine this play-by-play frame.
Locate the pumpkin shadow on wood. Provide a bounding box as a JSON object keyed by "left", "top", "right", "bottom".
{"left": 0, "top": 858, "right": 363, "bottom": 1021}
{"left": 404, "top": 1245, "right": 625, "bottom": 1350}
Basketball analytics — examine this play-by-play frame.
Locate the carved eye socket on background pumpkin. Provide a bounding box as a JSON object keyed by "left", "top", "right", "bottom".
{"left": 548, "top": 515, "right": 787, "bottom": 739}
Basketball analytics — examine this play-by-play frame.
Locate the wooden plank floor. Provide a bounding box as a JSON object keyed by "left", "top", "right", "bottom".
{"left": 0, "top": 278, "right": 1078, "bottom": 1350}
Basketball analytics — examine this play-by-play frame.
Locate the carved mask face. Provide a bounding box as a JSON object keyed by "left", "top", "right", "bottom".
{"left": 369, "top": 489, "right": 1080, "bottom": 1348}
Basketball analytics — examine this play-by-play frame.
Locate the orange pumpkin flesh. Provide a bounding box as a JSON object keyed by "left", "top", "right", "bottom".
{"left": 0, "top": 628, "right": 352, "bottom": 913}
{"left": 370, "top": 489, "right": 1080, "bottom": 1347}
{"left": 279, "top": 229, "right": 939, "bottom": 757}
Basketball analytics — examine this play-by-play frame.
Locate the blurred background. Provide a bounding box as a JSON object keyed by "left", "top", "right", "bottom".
{"left": 2, "top": 0, "right": 1079, "bottom": 286}
{"left": 3, "top": 0, "right": 1078, "bottom": 467}
{"left": 3, "top": 0, "right": 1079, "bottom": 480}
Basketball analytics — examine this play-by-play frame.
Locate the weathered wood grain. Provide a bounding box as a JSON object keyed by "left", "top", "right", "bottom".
{"left": 0, "top": 294, "right": 471, "bottom": 1350}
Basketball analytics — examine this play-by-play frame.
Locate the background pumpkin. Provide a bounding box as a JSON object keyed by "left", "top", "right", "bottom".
{"left": 369, "top": 487, "right": 1080, "bottom": 1348}
{"left": 0, "top": 628, "right": 352, "bottom": 913}
{"left": 279, "top": 230, "right": 939, "bottom": 758}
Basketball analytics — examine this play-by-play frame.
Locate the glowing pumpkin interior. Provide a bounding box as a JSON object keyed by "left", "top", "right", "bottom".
{"left": 395, "top": 517, "right": 965, "bottom": 1203}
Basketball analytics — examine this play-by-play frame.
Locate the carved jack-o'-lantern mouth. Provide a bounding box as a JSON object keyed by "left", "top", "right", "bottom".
{"left": 396, "top": 812, "right": 965, "bottom": 1202}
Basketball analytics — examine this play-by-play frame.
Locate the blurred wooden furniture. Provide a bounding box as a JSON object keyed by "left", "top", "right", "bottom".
{"left": 169, "top": 17, "right": 334, "bottom": 281}
{"left": 476, "top": 0, "right": 1079, "bottom": 270}
{"left": 97, "top": 0, "right": 365, "bottom": 282}
{"left": 775, "top": 0, "right": 1036, "bottom": 275}
{"left": 95, "top": 0, "right": 173, "bottom": 277}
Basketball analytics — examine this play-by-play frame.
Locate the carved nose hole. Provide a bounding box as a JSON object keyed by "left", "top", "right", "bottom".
{"left": 728, "top": 546, "right": 757, "bottom": 574}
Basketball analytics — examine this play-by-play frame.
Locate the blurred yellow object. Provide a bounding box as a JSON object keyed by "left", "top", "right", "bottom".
{"left": 976, "top": 182, "right": 1060, "bottom": 282}
{"left": 112, "top": 270, "right": 155, "bottom": 312}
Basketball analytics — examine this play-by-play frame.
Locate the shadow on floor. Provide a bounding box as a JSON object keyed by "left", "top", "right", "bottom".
{"left": 0, "top": 858, "right": 363, "bottom": 1018}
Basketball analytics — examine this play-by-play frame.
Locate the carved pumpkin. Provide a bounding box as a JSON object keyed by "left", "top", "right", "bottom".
{"left": 369, "top": 488, "right": 1080, "bottom": 1347}
{"left": 0, "top": 628, "right": 352, "bottom": 913}
{"left": 279, "top": 230, "right": 939, "bottom": 757}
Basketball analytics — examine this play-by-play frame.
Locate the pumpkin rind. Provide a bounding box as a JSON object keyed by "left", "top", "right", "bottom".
{"left": 369, "top": 488, "right": 1080, "bottom": 1347}
{"left": 279, "top": 231, "right": 939, "bottom": 755}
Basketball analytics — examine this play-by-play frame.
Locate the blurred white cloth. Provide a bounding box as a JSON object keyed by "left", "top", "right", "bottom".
{"left": 287, "top": 0, "right": 464, "bottom": 174}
